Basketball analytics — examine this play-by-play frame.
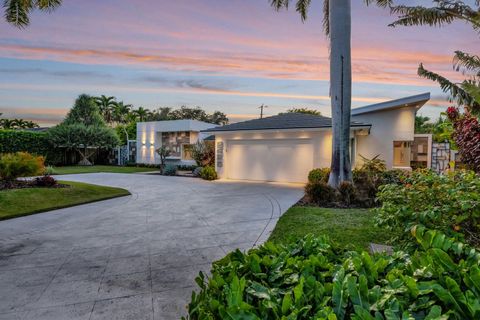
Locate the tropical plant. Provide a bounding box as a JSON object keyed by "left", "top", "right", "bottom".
{"left": 162, "top": 164, "right": 177, "bottom": 176}
{"left": 3, "top": 0, "right": 63, "bottom": 28}
{"left": 34, "top": 175, "right": 57, "bottom": 187}
{"left": 155, "top": 146, "right": 171, "bottom": 174}
{"left": 446, "top": 106, "right": 480, "bottom": 172}
{"left": 191, "top": 141, "right": 215, "bottom": 167}
{"left": 0, "top": 117, "right": 39, "bottom": 130}
{"left": 94, "top": 95, "right": 117, "bottom": 124}
{"left": 199, "top": 166, "right": 218, "bottom": 180}
{"left": 375, "top": 169, "right": 480, "bottom": 248}
{"left": 133, "top": 106, "right": 150, "bottom": 122}
{"left": 270, "top": 0, "right": 393, "bottom": 187}
{"left": 64, "top": 94, "right": 106, "bottom": 127}
{"left": 186, "top": 231, "right": 480, "bottom": 319}
{"left": 0, "top": 152, "right": 44, "bottom": 182}
{"left": 307, "top": 168, "right": 330, "bottom": 183}
{"left": 304, "top": 180, "right": 337, "bottom": 205}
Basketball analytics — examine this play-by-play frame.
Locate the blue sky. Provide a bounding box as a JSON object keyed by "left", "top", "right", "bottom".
{"left": 0, "top": 0, "right": 477, "bottom": 125}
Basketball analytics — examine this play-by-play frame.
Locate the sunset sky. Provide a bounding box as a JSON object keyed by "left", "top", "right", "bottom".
{"left": 0, "top": 0, "right": 477, "bottom": 126}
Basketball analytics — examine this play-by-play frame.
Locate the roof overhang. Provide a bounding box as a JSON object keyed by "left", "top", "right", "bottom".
{"left": 352, "top": 92, "right": 430, "bottom": 116}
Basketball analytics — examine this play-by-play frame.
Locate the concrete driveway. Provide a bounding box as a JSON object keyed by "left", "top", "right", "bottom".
{"left": 0, "top": 173, "right": 303, "bottom": 320}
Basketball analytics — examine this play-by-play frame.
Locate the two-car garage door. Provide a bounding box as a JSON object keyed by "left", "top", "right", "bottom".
{"left": 226, "top": 139, "right": 314, "bottom": 183}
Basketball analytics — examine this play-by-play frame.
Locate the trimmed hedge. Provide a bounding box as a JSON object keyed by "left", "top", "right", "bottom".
{"left": 0, "top": 130, "right": 61, "bottom": 165}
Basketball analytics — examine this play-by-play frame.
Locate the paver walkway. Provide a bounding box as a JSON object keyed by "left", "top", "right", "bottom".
{"left": 0, "top": 173, "right": 303, "bottom": 320}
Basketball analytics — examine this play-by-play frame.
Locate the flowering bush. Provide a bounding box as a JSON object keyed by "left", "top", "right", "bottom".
{"left": 447, "top": 106, "right": 480, "bottom": 172}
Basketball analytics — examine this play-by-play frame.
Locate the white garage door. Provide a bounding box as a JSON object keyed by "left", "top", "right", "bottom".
{"left": 226, "top": 139, "right": 314, "bottom": 183}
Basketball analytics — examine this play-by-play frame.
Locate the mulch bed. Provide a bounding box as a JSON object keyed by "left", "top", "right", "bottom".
{"left": 0, "top": 180, "right": 69, "bottom": 191}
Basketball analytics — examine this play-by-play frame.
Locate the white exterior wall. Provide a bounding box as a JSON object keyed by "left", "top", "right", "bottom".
{"left": 214, "top": 129, "right": 333, "bottom": 181}
{"left": 352, "top": 107, "right": 416, "bottom": 169}
{"left": 136, "top": 120, "right": 216, "bottom": 164}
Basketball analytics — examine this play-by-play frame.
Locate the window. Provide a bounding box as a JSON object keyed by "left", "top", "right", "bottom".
{"left": 182, "top": 144, "right": 194, "bottom": 160}
{"left": 393, "top": 141, "right": 411, "bottom": 167}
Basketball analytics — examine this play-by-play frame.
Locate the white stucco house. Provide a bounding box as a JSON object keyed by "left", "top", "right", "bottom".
{"left": 200, "top": 93, "right": 431, "bottom": 183}
{"left": 136, "top": 119, "right": 216, "bottom": 166}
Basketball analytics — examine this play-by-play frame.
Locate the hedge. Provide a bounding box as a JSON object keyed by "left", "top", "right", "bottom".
{"left": 0, "top": 130, "right": 62, "bottom": 165}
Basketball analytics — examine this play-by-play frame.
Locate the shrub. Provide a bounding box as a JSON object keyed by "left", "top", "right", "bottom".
{"left": 0, "top": 130, "right": 61, "bottom": 165}
{"left": 193, "top": 166, "right": 203, "bottom": 177}
{"left": 177, "top": 164, "right": 198, "bottom": 171}
{"left": 0, "top": 152, "right": 45, "bottom": 181}
{"left": 200, "top": 166, "right": 217, "bottom": 180}
{"left": 375, "top": 170, "right": 480, "bottom": 248}
{"left": 186, "top": 231, "right": 480, "bottom": 320}
{"left": 305, "top": 181, "right": 336, "bottom": 205}
{"left": 162, "top": 164, "right": 177, "bottom": 176}
{"left": 34, "top": 175, "right": 57, "bottom": 187}
{"left": 307, "top": 167, "right": 330, "bottom": 183}
{"left": 191, "top": 141, "right": 215, "bottom": 166}
{"left": 337, "top": 181, "right": 356, "bottom": 206}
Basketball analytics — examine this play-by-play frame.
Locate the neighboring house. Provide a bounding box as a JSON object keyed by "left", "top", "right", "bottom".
{"left": 202, "top": 93, "right": 430, "bottom": 183}
{"left": 136, "top": 120, "right": 216, "bottom": 166}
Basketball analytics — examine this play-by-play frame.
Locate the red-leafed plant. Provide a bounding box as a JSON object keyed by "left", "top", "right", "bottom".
{"left": 447, "top": 106, "right": 480, "bottom": 173}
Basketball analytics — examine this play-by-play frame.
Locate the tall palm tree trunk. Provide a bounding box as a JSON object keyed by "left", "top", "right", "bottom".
{"left": 328, "top": 0, "right": 352, "bottom": 187}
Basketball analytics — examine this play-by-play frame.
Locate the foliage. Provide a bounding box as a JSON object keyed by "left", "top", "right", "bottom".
{"left": 447, "top": 106, "right": 480, "bottom": 172}
{"left": 307, "top": 168, "right": 330, "bottom": 183}
{"left": 162, "top": 164, "right": 177, "bottom": 176}
{"left": 47, "top": 123, "right": 119, "bottom": 165}
{"left": 155, "top": 146, "right": 171, "bottom": 174}
{"left": 304, "top": 181, "right": 336, "bottom": 205}
{"left": 34, "top": 175, "right": 57, "bottom": 187}
{"left": 0, "top": 152, "right": 44, "bottom": 181}
{"left": 0, "top": 130, "right": 61, "bottom": 165}
{"left": 337, "top": 181, "right": 356, "bottom": 206}
{"left": 64, "top": 94, "right": 106, "bottom": 127}
{"left": 186, "top": 231, "right": 480, "bottom": 320}
{"left": 48, "top": 95, "right": 119, "bottom": 165}
{"left": 51, "top": 165, "right": 155, "bottom": 175}
{"left": 115, "top": 121, "right": 137, "bottom": 144}
{"left": 283, "top": 108, "right": 321, "bottom": 116}
{"left": 200, "top": 166, "right": 218, "bottom": 180}
{"left": 3, "top": 0, "right": 63, "bottom": 28}
{"left": 191, "top": 141, "right": 215, "bottom": 167}
{"left": 0, "top": 117, "right": 39, "bottom": 130}
{"left": 177, "top": 164, "right": 198, "bottom": 171}
{"left": 94, "top": 95, "right": 117, "bottom": 124}
{"left": 358, "top": 154, "right": 386, "bottom": 173}
{"left": 375, "top": 170, "right": 480, "bottom": 248}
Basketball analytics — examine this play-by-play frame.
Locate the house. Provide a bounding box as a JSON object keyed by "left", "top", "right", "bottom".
{"left": 136, "top": 120, "right": 216, "bottom": 166}
{"left": 202, "top": 93, "right": 431, "bottom": 183}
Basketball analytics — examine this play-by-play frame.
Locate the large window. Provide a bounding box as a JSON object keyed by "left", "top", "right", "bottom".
{"left": 393, "top": 141, "right": 411, "bottom": 167}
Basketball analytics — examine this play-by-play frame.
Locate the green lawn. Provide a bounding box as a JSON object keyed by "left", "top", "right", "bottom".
{"left": 269, "top": 206, "right": 390, "bottom": 250}
{"left": 0, "top": 181, "right": 130, "bottom": 220}
{"left": 51, "top": 165, "right": 156, "bottom": 175}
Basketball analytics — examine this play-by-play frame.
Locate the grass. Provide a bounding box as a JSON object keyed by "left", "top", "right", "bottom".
{"left": 0, "top": 181, "right": 130, "bottom": 220}
{"left": 51, "top": 165, "right": 156, "bottom": 175}
{"left": 269, "top": 206, "right": 390, "bottom": 250}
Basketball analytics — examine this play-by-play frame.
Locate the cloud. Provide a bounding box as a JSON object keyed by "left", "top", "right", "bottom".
{"left": 0, "top": 66, "right": 111, "bottom": 79}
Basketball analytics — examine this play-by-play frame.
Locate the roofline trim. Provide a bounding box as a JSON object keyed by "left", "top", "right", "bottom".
{"left": 352, "top": 92, "right": 431, "bottom": 116}
{"left": 201, "top": 124, "right": 371, "bottom": 134}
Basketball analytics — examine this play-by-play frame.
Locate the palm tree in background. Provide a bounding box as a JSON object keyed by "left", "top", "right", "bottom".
{"left": 133, "top": 107, "right": 149, "bottom": 122}
{"left": 3, "top": 0, "right": 62, "bottom": 28}
{"left": 270, "top": 0, "right": 392, "bottom": 187}
{"left": 94, "top": 95, "right": 117, "bottom": 124}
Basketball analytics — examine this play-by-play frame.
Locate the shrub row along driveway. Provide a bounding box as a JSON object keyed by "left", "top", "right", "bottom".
{"left": 0, "top": 173, "right": 302, "bottom": 320}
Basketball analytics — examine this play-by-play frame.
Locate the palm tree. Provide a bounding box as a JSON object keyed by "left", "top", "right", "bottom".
{"left": 94, "top": 95, "right": 117, "bottom": 124}
{"left": 133, "top": 107, "right": 149, "bottom": 122}
{"left": 3, "top": 0, "right": 63, "bottom": 28}
{"left": 269, "top": 0, "right": 392, "bottom": 187}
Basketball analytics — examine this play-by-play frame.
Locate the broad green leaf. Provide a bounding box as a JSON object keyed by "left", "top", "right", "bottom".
{"left": 281, "top": 293, "right": 292, "bottom": 315}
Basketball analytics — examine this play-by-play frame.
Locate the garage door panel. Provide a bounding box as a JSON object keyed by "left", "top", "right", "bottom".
{"left": 226, "top": 139, "right": 314, "bottom": 183}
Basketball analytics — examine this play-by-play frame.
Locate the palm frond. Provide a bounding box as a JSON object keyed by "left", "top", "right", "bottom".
{"left": 389, "top": 2, "right": 480, "bottom": 32}
{"left": 295, "top": 0, "right": 311, "bottom": 22}
{"left": 35, "top": 0, "right": 62, "bottom": 12}
{"left": 453, "top": 51, "right": 480, "bottom": 78}
{"left": 322, "top": 0, "right": 329, "bottom": 35}
{"left": 4, "top": 0, "right": 32, "bottom": 28}
{"left": 364, "top": 0, "right": 394, "bottom": 8}
{"left": 418, "top": 63, "right": 480, "bottom": 110}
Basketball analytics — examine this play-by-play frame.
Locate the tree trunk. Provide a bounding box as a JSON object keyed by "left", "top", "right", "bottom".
{"left": 328, "top": 0, "right": 352, "bottom": 188}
